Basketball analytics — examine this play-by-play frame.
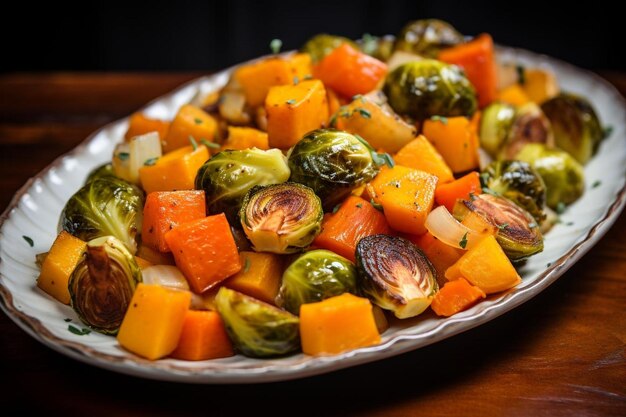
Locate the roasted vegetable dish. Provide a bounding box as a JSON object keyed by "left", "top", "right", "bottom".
{"left": 35, "top": 19, "right": 608, "bottom": 361}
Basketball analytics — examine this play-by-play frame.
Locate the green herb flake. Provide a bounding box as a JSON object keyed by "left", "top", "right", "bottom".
{"left": 194, "top": 117, "right": 203, "bottom": 125}
{"left": 469, "top": 192, "right": 477, "bottom": 201}
{"left": 516, "top": 64, "right": 526, "bottom": 85}
{"left": 430, "top": 115, "right": 448, "bottom": 125}
{"left": 358, "top": 108, "right": 371, "bottom": 119}
{"left": 189, "top": 135, "right": 198, "bottom": 151}
{"left": 497, "top": 223, "right": 509, "bottom": 231}
{"left": 603, "top": 125, "right": 613, "bottom": 139}
{"left": 22, "top": 235, "right": 34, "bottom": 247}
{"left": 286, "top": 99, "right": 296, "bottom": 105}
{"left": 68, "top": 324, "right": 91, "bottom": 336}
{"left": 547, "top": 262, "right": 552, "bottom": 268}
{"left": 356, "top": 203, "right": 363, "bottom": 208}
{"left": 370, "top": 199, "right": 384, "bottom": 212}
{"left": 243, "top": 257, "right": 251, "bottom": 273}
{"left": 269, "top": 38, "right": 282, "bottom": 54}
{"left": 303, "top": 74, "right": 313, "bottom": 80}
{"left": 591, "top": 180, "right": 602, "bottom": 189}
{"left": 116, "top": 152, "right": 130, "bottom": 161}
{"left": 459, "top": 232, "right": 468, "bottom": 249}
{"left": 293, "top": 76, "right": 299, "bottom": 85}
{"left": 332, "top": 204, "right": 341, "bottom": 214}
{"left": 64, "top": 318, "right": 72, "bottom": 322}
{"left": 144, "top": 157, "right": 159, "bottom": 166}
{"left": 555, "top": 201, "right": 566, "bottom": 215}
{"left": 200, "top": 139, "right": 220, "bottom": 149}
{"left": 329, "top": 113, "right": 338, "bottom": 128}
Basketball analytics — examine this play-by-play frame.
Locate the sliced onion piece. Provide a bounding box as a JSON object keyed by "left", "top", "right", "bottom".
{"left": 425, "top": 206, "right": 488, "bottom": 250}
{"left": 141, "top": 265, "right": 190, "bottom": 291}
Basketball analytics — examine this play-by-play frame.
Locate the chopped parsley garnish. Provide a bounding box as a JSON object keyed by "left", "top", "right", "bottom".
{"left": 189, "top": 135, "right": 198, "bottom": 151}
{"left": 555, "top": 201, "right": 566, "bottom": 215}
{"left": 459, "top": 232, "right": 468, "bottom": 249}
{"left": 591, "top": 180, "right": 602, "bottom": 189}
{"left": 303, "top": 74, "right": 313, "bottom": 80}
{"left": 332, "top": 204, "right": 341, "bottom": 214}
{"left": 286, "top": 99, "right": 296, "bottom": 105}
{"left": 356, "top": 203, "right": 363, "bottom": 208}
{"left": 370, "top": 199, "right": 384, "bottom": 212}
{"left": 357, "top": 108, "right": 371, "bottom": 119}
{"left": 68, "top": 324, "right": 91, "bottom": 336}
{"left": 201, "top": 139, "right": 220, "bottom": 149}
{"left": 603, "top": 125, "right": 613, "bottom": 139}
{"left": 143, "top": 157, "right": 159, "bottom": 166}
{"left": 243, "top": 257, "right": 251, "bottom": 273}
{"left": 116, "top": 152, "right": 130, "bottom": 161}
{"left": 194, "top": 117, "right": 203, "bottom": 125}
{"left": 293, "top": 76, "right": 299, "bottom": 85}
{"left": 269, "top": 38, "right": 282, "bottom": 54}
{"left": 22, "top": 235, "right": 34, "bottom": 247}
{"left": 430, "top": 115, "right": 448, "bottom": 125}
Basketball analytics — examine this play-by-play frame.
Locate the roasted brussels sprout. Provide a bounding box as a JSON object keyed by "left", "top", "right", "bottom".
{"left": 240, "top": 183, "right": 323, "bottom": 254}
{"left": 541, "top": 93, "right": 604, "bottom": 164}
{"left": 287, "top": 129, "right": 384, "bottom": 210}
{"left": 481, "top": 160, "right": 547, "bottom": 223}
{"left": 69, "top": 236, "right": 142, "bottom": 334}
{"left": 383, "top": 60, "right": 477, "bottom": 120}
{"left": 59, "top": 177, "right": 144, "bottom": 254}
{"left": 499, "top": 103, "right": 553, "bottom": 160}
{"left": 358, "top": 33, "right": 395, "bottom": 61}
{"left": 454, "top": 194, "right": 544, "bottom": 261}
{"left": 394, "top": 19, "right": 464, "bottom": 58}
{"left": 215, "top": 287, "right": 300, "bottom": 358}
{"left": 277, "top": 249, "right": 357, "bottom": 315}
{"left": 195, "top": 148, "right": 290, "bottom": 223}
{"left": 515, "top": 143, "right": 585, "bottom": 208}
{"left": 356, "top": 234, "right": 438, "bottom": 319}
{"left": 479, "top": 102, "right": 516, "bottom": 158}
{"left": 300, "top": 34, "right": 358, "bottom": 63}
{"left": 85, "top": 163, "right": 116, "bottom": 184}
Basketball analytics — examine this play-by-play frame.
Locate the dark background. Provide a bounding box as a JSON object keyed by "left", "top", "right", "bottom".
{"left": 2, "top": 0, "right": 623, "bottom": 73}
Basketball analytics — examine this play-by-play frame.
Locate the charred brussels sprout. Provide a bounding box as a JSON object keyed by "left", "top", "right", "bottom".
{"left": 277, "top": 249, "right": 357, "bottom": 315}
{"left": 481, "top": 160, "right": 547, "bottom": 223}
{"left": 479, "top": 102, "right": 516, "bottom": 158}
{"left": 541, "top": 93, "right": 604, "bottom": 164}
{"left": 85, "top": 163, "right": 116, "bottom": 184}
{"left": 515, "top": 143, "right": 585, "bottom": 208}
{"left": 394, "top": 19, "right": 464, "bottom": 58}
{"left": 195, "top": 148, "right": 290, "bottom": 223}
{"left": 300, "top": 34, "right": 358, "bottom": 63}
{"left": 59, "top": 177, "right": 144, "bottom": 254}
{"left": 358, "top": 33, "right": 395, "bottom": 61}
{"left": 239, "top": 183, "right": 323, "bottom": 254}
{"left": 69, "top": 236, "right": 142, "bottom": 334}
{"left": 500, "top": 103, "right": 553, "bottom": 160}
{"left": 215, "top": 287, "right": 300, "bottom": 358}
{"left": 356, "top": 235, "right": 438, "bottom": 319}
{"left": 383, "top": 60, "right": 477, "bottom": 120}
{"left": 454, "top": 194, "right": 543, "bottom": 261}
{"left": 287, "top": 129, "right": 384, "bottom": 210}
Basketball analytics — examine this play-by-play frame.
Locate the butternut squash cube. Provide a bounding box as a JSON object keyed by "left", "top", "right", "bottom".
{"left": 394, "top": 135, "right": 454, "bottom": 184}
{"left": 125, "top": 112, "right": 170, "bottom": 142}
{"left": 224, "top": 251, "right": 283, "bottom": 305}
{"left": 367, "top": 165, "right": 437, "bottom": 235}
{"left": 444, "top": 235, "right": 521, "bottom": 294}
{"left": 300, "top": 293, "right": 381, "bottom": 356}
{"left": 265, "top": 79, "right": 329, "bottom": 149}
{"left": 222, "top": 126, "right": 269, "bottom": 150}
{"left": 497, "top": 84, "right": 531, "bottom": 106}
{"left": 235, "top": 53, "right": 312, "bottom": 107}
{"left": 170, "top": 310, "right": 234, "bottom": 361}
{"left": 37, "top": 231, "right": 86, "bottom": 304}
{"left": 138, "top": 145, "right": 209, "bottom": 193}
{"left": 422, "top": 116, "right": 480, "bottom": 174}
{"left": 163, "top": 104, "right": 218, "bottom": 153}
{"left": 117, "top": 283, "right": 191, "bottom": 360}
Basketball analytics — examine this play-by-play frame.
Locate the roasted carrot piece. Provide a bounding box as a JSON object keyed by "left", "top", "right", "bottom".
{"left": 313, "top": 44, "right": 387, "bottom": 98}
{"left": 142, "top": 191, "right": 206, "bottom": 253}
{"left": 125, "top": 113, "right": 171, "bottom": 142}
{"left": 434, "top": 172, "right": 482, "bottom": 212}
{"left": 164, "top": 213, "right": 241, "bottom": 293}
{"left": 438, "top": 34, "right": 498, "bottom": 108}
{"left": 431, "top": 278, "right": 486, "bottom": 317}
{"left": 313, "top": 196, "right": 391, "bottom": 262}
{"left": 394, "top": 135, "right": 454, "bottom": 184}
{"left": 170, "top": 310, "right": 234, "bottom": 361}
{"left": 422, "top": 116, "right": 480, "bottom": 174}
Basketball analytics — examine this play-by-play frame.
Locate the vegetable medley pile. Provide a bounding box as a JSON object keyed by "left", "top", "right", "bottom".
{"left": 35, "top": 19, "right": 608, "bottom": 361}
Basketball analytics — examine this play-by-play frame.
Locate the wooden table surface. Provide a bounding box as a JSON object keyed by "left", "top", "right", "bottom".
{"left": 0, "top": 72, "right": 625, "bottom": 416}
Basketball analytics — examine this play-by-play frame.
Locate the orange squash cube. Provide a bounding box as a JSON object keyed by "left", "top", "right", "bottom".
{"left": 163, "top": 105, "right": 218, "bottom": 153}
{"left": 422, "top": 116, "right": 480, "bottom": 174}
{"left": 125, "top": 112, "right": 170, "bottom": 142}
{"left": 138, "top": 145, "right": 209, "bottom": 193}
{"left": 222, "top": 126, "right": 269, "bottom": 150}
{"left": 224, "top": 251, "right": 283, "bottom": 305}
{"left": 394, "top": 136, "right": 454, "bottom": 184}
{"left": 37, "top": 231, "right": 86, "bottom": 304}
{"left": 170, "top": 310, "right": 234, "bottom": 361}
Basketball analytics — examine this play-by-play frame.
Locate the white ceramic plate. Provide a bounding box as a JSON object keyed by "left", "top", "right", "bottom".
{"left": 1, "top": 47, "right": 625, "bottom": 384}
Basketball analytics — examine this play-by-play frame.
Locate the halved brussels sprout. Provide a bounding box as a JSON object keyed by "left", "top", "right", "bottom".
{"left": 383, "top": 60, "right": 477, "bottom": 120}
{"left": 499, "top": 103, "right": 553, "bottom": 160}
{"left": 356, "top": 234, "right": 438, "bottom": 319}
{"left": 515, "top": 143, "right": 585, "bottom": 208}
{"left": 277, "top": 249, "right": 357, "bottom": 315}
{"left": 479, "top": 102, "right": 516, "bottom": 158}
{"left": 85, "top": 163, "right": 116, "bottom": 184}
{"left": 454, "top": 194, "right": 543, "bottom": 261}
{"left": 541, "top": 93, "right": 604, "bottom": 164}
{"left": 481, "top": 160, "right": 547, "bottom": 223}
{"left": 195, "top": 148, "right": 290, "bottom": 223}
{"left": 394, "top": 19, "right": 464, "bottom": 58}
{"left": 287, "top": 129, "right": 383, "bottom": 210}
{"left": 215, "top": 287, "right": 300, "bottom": 358}
{"left": 240, "top": 183, "right": 323, "bottom": 254}
{"left": 69, "top": 236, "right": 142, "bottom": 334}
{"left": 300, "top": 34, "right": 358, "bottom": 63}
{"left": 59, "top": 177, "right": 144, "bottom": 254}
{"left": 358, "top": 33, "right": 395, "bottom": 61}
